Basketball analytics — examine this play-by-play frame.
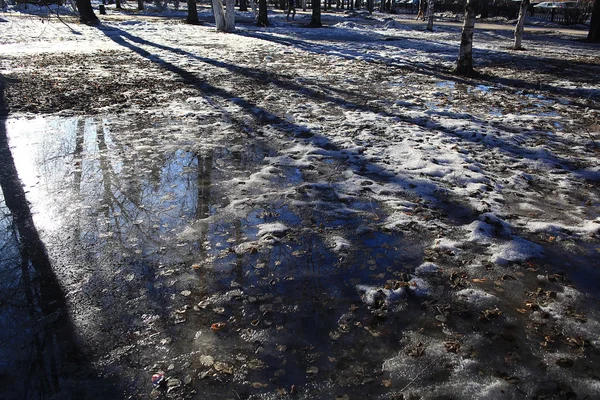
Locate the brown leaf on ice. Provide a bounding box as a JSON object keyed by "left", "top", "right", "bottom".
{"left": 480, "top": 307, "right": 502, "bottom": 321}
{"left": 214, "top": 362, "right": 233, "bottom": 375}
{"left": 406, "top": 342, "right": 425, "bottom": 357}
{"left": 445, "top": 341, "right": 461, "bottom": 353}
{"left": 210, "top": 322, "right": 226, "bottom": 332}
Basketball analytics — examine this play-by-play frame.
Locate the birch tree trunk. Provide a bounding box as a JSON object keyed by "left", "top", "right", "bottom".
{"left": 224, "top": 0, "right": 236, "bottom": 32}
{"left": 455, "top": 0, "right": 478, "bottom": 76}
{"left": 213, "top": 0, "right": 226, "bottom": 31}
{"left": 426, "top": 0, "right": 434, "bottom": 30}
{"left": 513, "top": 0, "right": 529, "bottom": 49}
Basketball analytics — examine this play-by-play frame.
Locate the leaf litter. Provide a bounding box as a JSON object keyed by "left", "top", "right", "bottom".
{"left": 0, "top": 8, "right": 599, "bottom": 400}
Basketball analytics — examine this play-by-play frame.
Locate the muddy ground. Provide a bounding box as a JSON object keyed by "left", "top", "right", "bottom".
{"left": 1, "top": 10, "right": 600, "bottom": 400}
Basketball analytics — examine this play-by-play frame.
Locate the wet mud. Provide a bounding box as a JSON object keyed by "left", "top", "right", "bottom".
{"left": 1, "top": 14, "right": 600, "bottom": 400}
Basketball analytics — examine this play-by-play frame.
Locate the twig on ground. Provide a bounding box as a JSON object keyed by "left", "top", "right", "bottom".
{"left": 400, "top": 354, "right": 443, "bottom": 392}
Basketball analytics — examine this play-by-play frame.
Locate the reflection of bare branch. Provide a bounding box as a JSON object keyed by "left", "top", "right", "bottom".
{"left": 196, "top": 151, "right": 213, "bottom": 220}
{"left": 72, "top": 118, "right": 85, "bottom": 192}
{"left": 0, "top": 111, "right": 77, "bottom": 398}
{"left": 92, "top": 119, "right": 201, "bottom": 252}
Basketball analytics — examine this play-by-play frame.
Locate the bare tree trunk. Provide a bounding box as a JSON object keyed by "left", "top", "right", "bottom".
{"left": 513, "top": 0, "right": 529, "bottom": 50}
{"left": 138, "top": 0, "right": 144, "bottom": 10}
{"left": 310, "top": 0, "right": 322, "bottom": 27}
{"left": 213, "top": 0, "right": 226, "bottom": 31}
{"left": 589, "top": 0, "right": 600, "bottom": 42}
{"left": 455, "top": 0, "right": 478, "bottom": 76}
{"left": 257, "top": 0, "right": 268, "bottom": 26}
{"left": 426, "top": 0, "right": 434, "bottom": 30}
{"left": 239, "top": 0, "right": 248, "bottom": 11}
{"left": 302, "top": 0, "right": 306, "bottom": 11}
{"left": 187, "top": 0, "right": 199, "bottom": 23}
{"left": 224, "top": 0, "right": 236, "bottom": 31}
{"left": 75, "top": 0, "right": 99, "bottom": 24}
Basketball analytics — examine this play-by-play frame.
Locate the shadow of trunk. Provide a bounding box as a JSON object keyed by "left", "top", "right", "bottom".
{"left": 0, "top": 78, "right": 122, "bottom": 399}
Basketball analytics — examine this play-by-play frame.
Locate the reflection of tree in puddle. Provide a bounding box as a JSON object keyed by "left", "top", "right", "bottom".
{"left": 0, "top": 116, "right": 111, "bottom": 398}
{"left": 2, "top": 113, "right": 430, "bottom": 398}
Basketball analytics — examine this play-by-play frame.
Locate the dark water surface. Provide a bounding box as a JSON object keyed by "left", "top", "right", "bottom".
{"left": 0, "top": 115, "right": 429, "bottom": 399}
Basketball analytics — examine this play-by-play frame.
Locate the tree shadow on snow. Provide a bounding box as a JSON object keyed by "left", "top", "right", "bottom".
{"left": 239, "top": 28, "right": 600, "bottom": 107}
{"left": 96, "top": 24, "right": 480, "bottom": 222}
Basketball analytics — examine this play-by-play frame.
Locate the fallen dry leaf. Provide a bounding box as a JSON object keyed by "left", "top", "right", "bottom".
{"left": 214, "top": 361, "right": 233, "bottom": 375}
{"left": 210, "top": 322, "right": 226, "bottom": 332}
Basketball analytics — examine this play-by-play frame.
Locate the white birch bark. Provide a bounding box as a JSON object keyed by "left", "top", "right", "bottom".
{"left": 513, "top": 0, "right": 529, "bottom": 50}
{"left": 426, "top": 0, "right": 434, "bottom": 30}
{"left": 213, "top": 0, "right": 236, "bottom": 32}
{"left": 212, "top": 0, "right": 226, "bottom": 31}
{"left": 224, "top": 0, "right": 236, "bottom": 32}
{"left": 456, "top": 0, "right": 478, "bottom": 75}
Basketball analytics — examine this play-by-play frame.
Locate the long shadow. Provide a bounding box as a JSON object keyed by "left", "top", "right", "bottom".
{"left": 98, "top": 25, "right": 600, "bottom": 223}
{"left": 424, "top": 108, "right": 600, "bottom": 183}
{"left": 0, "top": 80, "right": 121, "bottom": 398}
{"left": 97, "top": 25, "right": 481, "bottom": 223}
{"left": 239, "top": 28, "right": 600, "bottom": 104}
{"left": 228, "top": 30, "right": 600, "bottom": 175}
